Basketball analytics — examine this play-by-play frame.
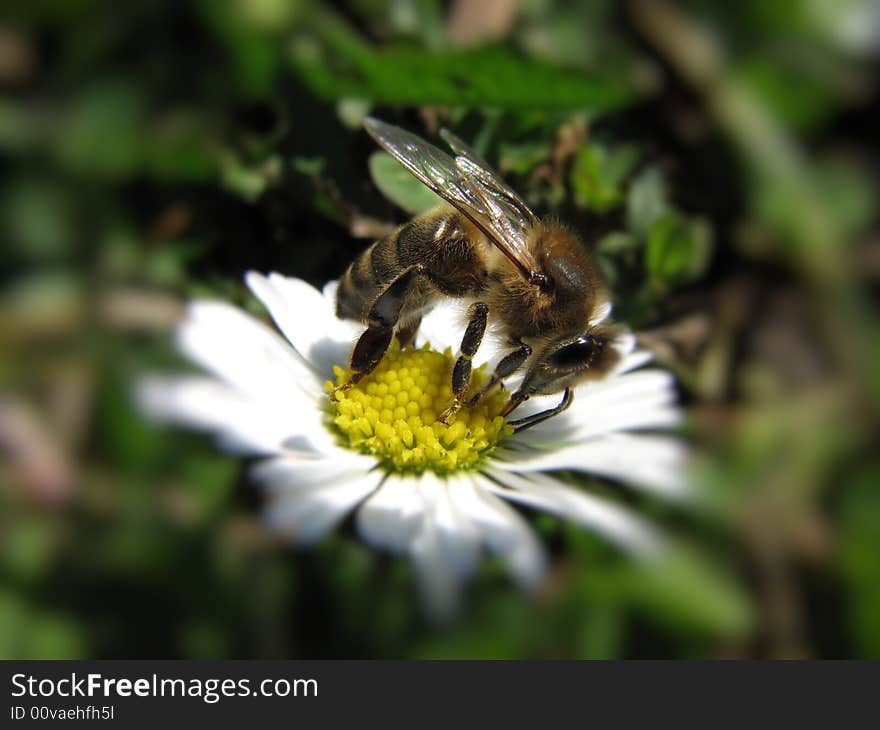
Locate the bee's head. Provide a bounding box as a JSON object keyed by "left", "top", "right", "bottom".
{"left": 516, "top": 328, "right": 622, "bottom": 399}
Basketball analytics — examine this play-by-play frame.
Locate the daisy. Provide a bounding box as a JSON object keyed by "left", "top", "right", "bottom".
{"left": 138, "top": 272, "right": 687, "bottom": 618}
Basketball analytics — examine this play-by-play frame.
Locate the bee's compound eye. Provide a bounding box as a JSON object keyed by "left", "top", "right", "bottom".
{"left": 550, "top": 335, "right": 596, "bottom": 368}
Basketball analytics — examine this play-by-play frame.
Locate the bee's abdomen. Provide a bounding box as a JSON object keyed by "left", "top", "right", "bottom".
{"left": 336, "top": 215, "right": 450, "bottom": 323}
{"left": 336, "top": 209, "right": 490, "bottom": 327}
{"left": 336, "top": 240, "right": 380, "bottom": 321}
{"left": 337, "top": 226, "right": 408, "bottom": 321}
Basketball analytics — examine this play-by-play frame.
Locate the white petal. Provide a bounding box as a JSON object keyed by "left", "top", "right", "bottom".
{"left": 322, "top": 280, "right": 340, "bottom": 302}
{"left": 358, "top": 474, "right": 547, "bottom": 599}
{"left": 617, "top": 349, "right": 653, "bottom": 374}
{"left": 527, "top": 398, "right": 681, "bottom": 452}
{"left": 420, "top": 474, "right": 483, "bottom": 581}
{"left": 415, "top": 299, "right": 470, "bottom": 354}
{"left": 495, "top": 337, "right": 646, "bottom": 424}
{"left": 245, "top": 272, "right": 360, "bottom": 377}
{"left": 251, "top": 450, "right": 378, "bottom": 491}
{"left": 485, "top": 468, "right": 663, "bottom": 555}
{"left": 570, "top": 368, "right": 678, "bottom": 410}
{"left": 357, "top": 473, "right": 481, "bottom": 581}
{"left": 356, "top": 475, "right": 425, "bottom": 554}
{"left": 454, "top": 475, "right": 546, "bottom": 589}
{"left": 357, "top": 474, "right": 484, "bottom": 621}
{"left": 409, "top": 515, "right": 463, "bottom": 622}
{"left": 257, "top": 456, "right": 382, "bottom": 545}
{"left": 177, "top": 300, "right": 322, "bottom": 404}
{"left": 495, "top": 433, "right": 689, "bottom": 499}
{"left": 613, "top": 331, "right": 637, "bottom": 358}
{"left": 517, "top": 407, "right": 683, "bottom": 455}
{"left": 138, "top": 375, "right": 310, "bottom": 456}
{"left": 507, "top": 367, "right": 680, "bottom": 444}
{"left": 358, "top": 475, "right": 463, "bottom": 620}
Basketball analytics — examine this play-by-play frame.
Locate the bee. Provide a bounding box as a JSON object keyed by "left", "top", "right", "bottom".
{"left": 334, "top": 117, "right": 621, "bottom": 431}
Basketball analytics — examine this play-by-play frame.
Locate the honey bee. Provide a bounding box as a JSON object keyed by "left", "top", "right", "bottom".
{"left": 334, "top": 117, "right": 621, "bottom": 431}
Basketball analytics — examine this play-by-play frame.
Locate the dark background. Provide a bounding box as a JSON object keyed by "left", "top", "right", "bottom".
{"left": 1, "top": 0, "right": 878, "bottom": 658}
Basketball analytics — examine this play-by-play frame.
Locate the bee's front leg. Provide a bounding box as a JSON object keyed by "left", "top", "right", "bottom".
{"left": 506, "top": 388, "right": 573, "bottom": 433}
{"left": 439, "top": 302, "right": 489, "bottom": 424}
{"left": 465, "top": 342, "right": 532, "bottom": 410}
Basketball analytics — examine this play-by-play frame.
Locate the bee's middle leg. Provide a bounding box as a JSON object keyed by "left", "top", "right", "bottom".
{"left": 466, "top": 342, "right": 532, "bottom": 409}
{"left": 439, "top": 302, "right": 489, "bottom": 424}
{"left": 334, "top": 267, "right": 420, "bottom": 399}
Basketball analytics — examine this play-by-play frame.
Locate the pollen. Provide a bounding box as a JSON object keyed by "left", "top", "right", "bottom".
{"left": 326, "top": 344, "right": 512, "bottom": 474}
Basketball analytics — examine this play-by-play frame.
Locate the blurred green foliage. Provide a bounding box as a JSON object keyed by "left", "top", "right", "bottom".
{"left": 369, "top": 151, "right": 443, "bottom": 214}
{"left": 1, "top": 0, "right": 878, "bottom": 658}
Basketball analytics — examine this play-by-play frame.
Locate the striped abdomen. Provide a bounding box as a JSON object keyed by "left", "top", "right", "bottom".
{"left": 335, "top": 208, "right": 486, "bottom": 324}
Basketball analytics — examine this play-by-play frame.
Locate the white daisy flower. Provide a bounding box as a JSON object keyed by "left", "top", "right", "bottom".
{"left": 138, "top": 271, "right": 688, "bottom": 618}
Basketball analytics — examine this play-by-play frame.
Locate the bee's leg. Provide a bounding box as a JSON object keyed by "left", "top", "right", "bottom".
{"left": 333, "top": 268, "right": 419, "bottom": 400}
{"left": 439, "top": 302, "right": 489, "bottom": 424}
{"left": 395, "top": 315, "right": 422, "bottom": 349}
{"left": 466, "top": 342, "right": 532, "bottom": 408}
{"left": 507, "top": 388, "right": 573, "bottom": 433}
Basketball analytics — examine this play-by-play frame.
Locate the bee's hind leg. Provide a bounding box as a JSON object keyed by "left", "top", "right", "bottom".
{"left": 465, "top": 342, "right": 532, "bottom": 409}
{"left": 333, "top": 267, "right": 420, "bottom": 400}
{"left": 439, "top": 302, "right": 489, "bottom": 424}
{"left": 332, "top": 324, "right": 394, "bottom": 400}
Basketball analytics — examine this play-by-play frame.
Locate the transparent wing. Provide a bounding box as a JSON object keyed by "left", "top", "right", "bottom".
{"left": 364, "top": 117, "right": 541, "bottom": 283}
{"left": 439, "top": 127, "right": 539, "bottom": 231}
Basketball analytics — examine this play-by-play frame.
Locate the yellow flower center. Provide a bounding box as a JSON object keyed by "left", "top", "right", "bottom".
{"left": 326, "top": 344, "right": 512, "bottom": 474}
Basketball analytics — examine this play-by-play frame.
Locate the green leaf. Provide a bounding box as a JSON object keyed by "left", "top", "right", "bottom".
{"left": 1, "top": 518, "right": 58, "bottom": 584}
{"left": 0, "top": 591, "right": 88, "bottom": 659}
{"left": 595, "top": 232, "right": 639, "bottom": 287}
{"left": 369, "top": 151, "right": 443, "bottom": 214}
{"left": 292, "top": 156, "right": 326, "bottom": 177}
{"left": 570, "top": 143, "right": 639, "bottom": 213}
{"left": 838, "top": 468, "right": 880, "bottom": 657}
{"left": 336, "top": 97, "right": 373, "bottom": 129}
{"left": 622, "top": 544, "right": 754, "bottom": 638}
{"left": 596, "top": 231, "right": 639, "bottom": 256}
{"left": 571, "top": 601, "right": 626, "bottom": 659}
{"left": 292, "top": 41, "right": 633, "bottom": 111}
{"left": 645, "top": 213, "right": 712, "bottom": 290}
{"left": 144, "top": 240, "right": 206, "bottom": 287}
{"left": 812, "top": 156, "right": 877, "bottom": 240}
{"left": 0, "top": 99, "right": 42, "bottom": 153}
{"left": 733, "top": 59, "right": 834, "bottom": 133}
{"left": 220, "top": 152, "right": 282, "bottom": 202}
{"left": 2, "top": 178, "right": 76, "bottom": 261}
{"left": 143, "top": 110, "right": 217, "bottom": 182}
{"left": 193, "top": 0, "right": 287, "bottom": 98}
{"left": 627, "top": 166, "right": 669, "bottom": 239}
{"left": 499, "top": 141, "right": 550, "bottom": 176}
{"left": 53, "top": 80, "right": 146, "bottom": 179}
